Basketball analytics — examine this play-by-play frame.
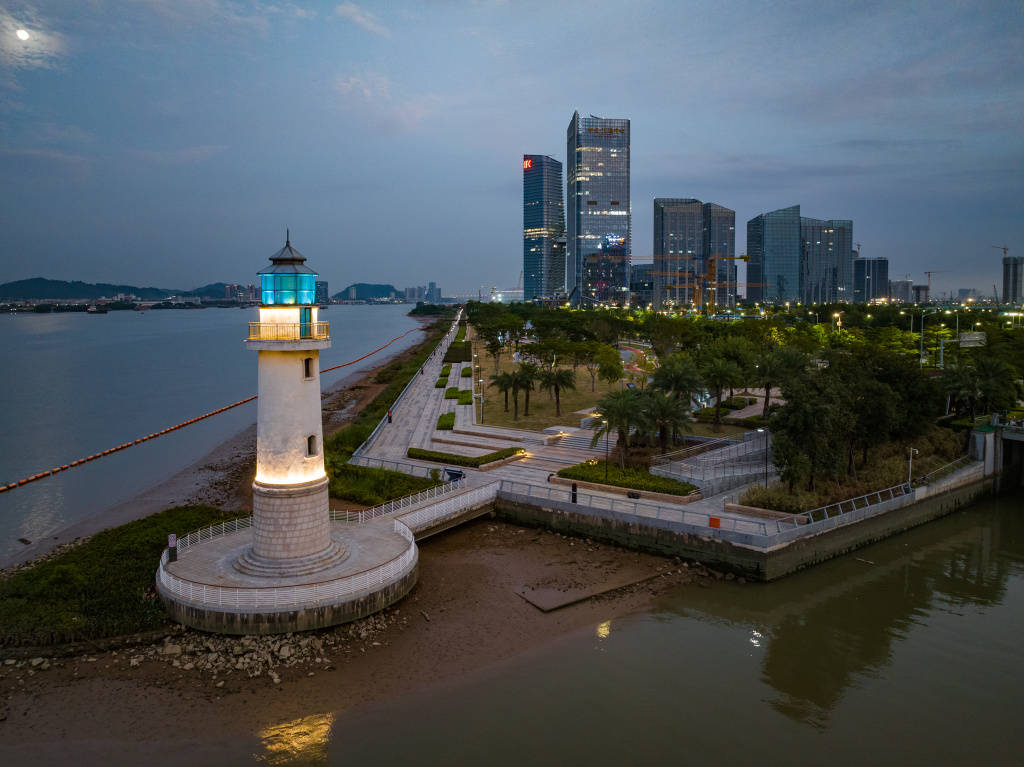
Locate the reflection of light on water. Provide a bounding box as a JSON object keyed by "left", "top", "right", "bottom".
{"left": 257, "top": 712, "right": 335, "bottom": 765}
{"left": 749, "top": 630, "right": 763, "bottom": 648}
{"left": 596, "top": 620, "right": 611, "bottom": 639}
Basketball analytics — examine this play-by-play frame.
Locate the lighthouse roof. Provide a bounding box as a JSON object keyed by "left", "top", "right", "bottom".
{"left": 258, "top": 231, "right": 317, "bottom": 275}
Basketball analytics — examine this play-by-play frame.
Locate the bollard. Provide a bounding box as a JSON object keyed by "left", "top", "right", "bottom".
{"left": 571, "top": 482, "right": 578, "bottom": 504}
{"left": 168, "top": 533, "right": 178, "bottom": 562}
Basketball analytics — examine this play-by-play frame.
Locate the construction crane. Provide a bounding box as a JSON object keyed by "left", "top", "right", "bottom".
{"left": 924, "top": 270, "right": 949, "bottom": 303}
{"left": 516, "top": 270, "right": 523, "bottom": 290}
{"left": 992, "top": 246, "right": 1009, "bottom": 258}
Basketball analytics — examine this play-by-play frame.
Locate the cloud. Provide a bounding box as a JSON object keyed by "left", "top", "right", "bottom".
{"left": 126, "top": 144, "right": 227, "bottom": 165}
{"left": 333, "top": 71, "right": 438, "bottom": 132}
{"left": 0, "top": 8, "right": 66, "bottom": 70}
{"left": 0, "top": 147, "right": 91, "bottom": 180}
{"left": 126, "top": 0, "right": 272, "bottom": 34}
{"left": 335, "top": 3, "right": 390, "bottom": 38}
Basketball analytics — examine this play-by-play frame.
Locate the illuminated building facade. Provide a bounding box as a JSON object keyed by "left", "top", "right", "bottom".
{"left": 748, "top": 206, "right": 801, "bottom": 304}
{"left": 1004, "top": 256, "right": 1023, "bottom": 304}
{"left": 567, "top": 111, "right": 631, "bottom": 305}
{"left": 522, "top": 155, "right": 566, "bottom": 301}
{"left": 652, "top": 199, "right": 736, "bottom": 309}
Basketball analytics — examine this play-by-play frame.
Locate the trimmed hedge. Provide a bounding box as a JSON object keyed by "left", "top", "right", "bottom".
{"left": 407, "top": 446, "right": 523, "bottom": 467}
{"left": 443, "top": 341, "right": 472, "bottom": 363}
{"left": 437, "top": 412, "right": 455, "bottom": 430}
{"left": 722, "top": 396, "right": 757, "bottom": 410}
{"left": 556, "top": 460, "right": 698, "bottom": 496}
{"left": 441, "top": 365, "right": 452, "bottom": 376}
{"left": 457, "top": 389, "right": 473, "bottom": 405}
{"left": 435, "top": 378, "right": 447, "bottom": 388}
{"left": 461, "top": 366, "right": 472, "bottom": 377}
{"left": 444, "top": 387, "right": 460, "bottom": 400}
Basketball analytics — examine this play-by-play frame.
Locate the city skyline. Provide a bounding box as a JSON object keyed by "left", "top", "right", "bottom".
{"left": 0, "top": 1, "right": 1021, "bottom": 297}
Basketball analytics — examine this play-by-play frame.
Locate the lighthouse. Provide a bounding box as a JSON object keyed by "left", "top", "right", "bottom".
{"left": 236, "top": 232, "right": 345, "bottom": 576}
{"left": 156, "top": 233, "right": 419, "bottom": 634}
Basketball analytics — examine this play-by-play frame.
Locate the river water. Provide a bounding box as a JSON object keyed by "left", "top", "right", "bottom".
{"left": 321, "top": 491, "right": 1023, "bottom": 766}
{"left": 0, "top": 305, "right": 422, "bottom": 562}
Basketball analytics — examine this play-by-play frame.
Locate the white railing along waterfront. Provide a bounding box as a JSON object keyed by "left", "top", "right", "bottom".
{"left": 649, "top": 435, "right": 740, "bottom": 467}
{"left": 917, "top": 455, "right": 975, "bottom": 485}
{"left": 157, "top": 520, "right": 417, "bottom": 609}
{"left": 347, "top": 455, "right": 445, "bottom": 477}
{"left": 397, "top": 482, "right": 500, "bottom": 533}
{"left": 330, "top": 478, "right": 466, "bottom": 523}
{"left": 176, "top": 516, "right": 253, "bottom": 555}
{"left": 771, "top": 482, "right": 912, "bottom": 532}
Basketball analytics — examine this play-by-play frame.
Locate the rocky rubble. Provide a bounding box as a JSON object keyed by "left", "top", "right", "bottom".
{"left": 0, "top": 608, "right": 406, "bottom": 692}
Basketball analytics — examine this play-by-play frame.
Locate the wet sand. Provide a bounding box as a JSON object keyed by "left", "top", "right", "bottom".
{"left": 0, "top": 519, "right": 713, "bottom": 764}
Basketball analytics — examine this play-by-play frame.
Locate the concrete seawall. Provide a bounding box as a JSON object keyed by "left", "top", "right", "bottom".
{"left": 494, "top": 478, "right": 995, "bottom": 582}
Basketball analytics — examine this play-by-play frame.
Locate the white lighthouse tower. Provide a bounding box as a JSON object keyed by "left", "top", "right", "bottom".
{"left": 236, "top": 232, "right": 345, "bottom": 576}
{"left": 156, "top": 233, "right": 420, "bottom": 634}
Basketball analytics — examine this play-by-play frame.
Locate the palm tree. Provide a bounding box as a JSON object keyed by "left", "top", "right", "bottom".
{"left": 489, "top": 372, "right": 515, "bottom": 413}
{"left": 513, "top": 363, "right": 539, "bottom": 418}
{"left": 753, "top": 349, "right": 785, "bottom": 419}
{"left": 652, "top": 354, "right": 703, "bottom": 409}
{"left": 643, "top": 391, "right": 693, "bottom": 453}
{"left": 974, "top": 356, "right": 1016, "bottom": 415}
{"left": 590, "top": 389, "right": 644, "bottom": 468}
{"left": 538, "top": 368, "right": 577, "bottom": 418}
{"left": 701, "top": 357, "right": 742, "bottom": 429}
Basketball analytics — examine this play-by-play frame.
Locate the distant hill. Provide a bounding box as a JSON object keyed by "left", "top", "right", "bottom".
{"left": 0, "top": 278, "right": 179, "bottom": 301}
{"left": 189, "top": 282, "right": 234, "bottom": 299}
{"left": 333, "top": 283, "right": 399, "bottom": 300}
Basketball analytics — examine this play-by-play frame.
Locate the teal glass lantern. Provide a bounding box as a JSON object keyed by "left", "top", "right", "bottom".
{"left": 258, "top": 232, "right": 318, "bottom": 306}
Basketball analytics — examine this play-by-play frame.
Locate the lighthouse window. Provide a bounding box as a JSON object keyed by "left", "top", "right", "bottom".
{"left": 303, "top": 357, "right": 314, "bottom": 379}
{"left": 306, "top": 435, "right": 317, "bottom": 457}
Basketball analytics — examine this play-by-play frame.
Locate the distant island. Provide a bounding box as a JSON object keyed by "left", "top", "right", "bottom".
{"left": 0, "top": 277, "right": 239, "bottom": 302}
{"left": 333, "top": 283, "right": 399, "bottom": 301}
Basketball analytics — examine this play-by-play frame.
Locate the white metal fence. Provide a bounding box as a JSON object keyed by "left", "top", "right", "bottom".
{"left": 157, "top": 520, "right": 417, "bottom": 610}
{"left": 330, "top": 478, "right": 466, "bottom": 523}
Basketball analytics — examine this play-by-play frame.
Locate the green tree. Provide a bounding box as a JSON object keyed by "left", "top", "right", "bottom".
{"left": 643, "top": 391, "right": 693, "bottom": 453}
{"left": 975, "top": 356, "right": 1017, "bottom": 414}
{"left": 538, "top": 368, "right": 577, "bottom": 418}
{"left": 596, "top": 346, "right": 624, "bottom": 388}
{"left": 651, "top": 354, "right": 703, "bottom": 408}
{"left": 590, "top": 389, "right": 644, "bottom": 468}
{"left": 701, "top": 357, "right": 742, "bottom": 429}
{"left": 489, "top": 372, "right": 515, "bottom": 413}
{"left": 514, "top": 363, "right": 539, "bottom": 418}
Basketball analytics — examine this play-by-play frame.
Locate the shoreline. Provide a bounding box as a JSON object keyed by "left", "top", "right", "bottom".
{"left": 0, "top": 320, "right": 431, "bottom": 571}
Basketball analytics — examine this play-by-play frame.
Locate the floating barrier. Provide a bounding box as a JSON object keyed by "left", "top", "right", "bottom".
{"left": 0, "top": 326, "right": 423, "bottom": 494}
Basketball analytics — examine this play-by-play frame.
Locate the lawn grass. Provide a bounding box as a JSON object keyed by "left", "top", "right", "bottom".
{"left": 325, "top": 462, "right": 441, "bottom": 506}
{"left": 0, "top": 505, "right": 243, "bottom": 646}
{"left": 557, "top": 460, "right": 698, "bottom": 496}
{"left": 407, "top": 446, "right": 522, "bottom": 467}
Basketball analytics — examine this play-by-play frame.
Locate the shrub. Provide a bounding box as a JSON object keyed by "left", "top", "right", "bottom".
{"left": 444, "top": 387, "right": 460, "bottom": 400}
{"left": 461, "top": 366, "right": 472, "bottom": 377}
{"left": 441, "top": 365, "right": 451, "bottom": 376}
{"left": 327, "top": 462, "right": 440, "bottom": 506}
{"left": 457, "top": 389, "right": 473, "bottom": 405}
{"left": 722, "top": 396, "right": 757, "bottom": 410}
{"left": 0, "top": 505, "right": 243, "bottom": 645}
{"left": 437, "top": 412, "right": 455, "bottom": 430}
{"left": 556, "top": 461, "right": 698, "bottom": 496}
{"left": 407, "top": 446, "right": 522, "bottom": 467}
{"left": 443, "top": 341, "right": 472, "bottom": 363}
{"left": 434, "top": 378, "right": 447, "bottom": 388}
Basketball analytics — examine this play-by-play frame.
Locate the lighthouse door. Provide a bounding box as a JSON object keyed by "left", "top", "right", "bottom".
{"left": 300, "top": 307, "right": 312, "bottom": 339}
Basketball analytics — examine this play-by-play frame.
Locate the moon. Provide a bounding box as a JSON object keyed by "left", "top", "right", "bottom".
{"left": 16, "top": 29, "right": 30, "bottom": 40}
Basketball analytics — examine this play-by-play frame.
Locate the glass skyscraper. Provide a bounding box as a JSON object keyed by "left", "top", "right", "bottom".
{"left": 652, "top": 199, "right": 735, "bottom": 309}
{"left": 1003, "top": 256, "right": 1023, "bottom": 304}
{"left": 566, "top": 111, "right": 631, "bottom": 306}
{"left": 801, "top": 217, "right": 853, "bottom": 304}
{"left": 747, "top": 205, "right": 801, "bottom": 303}
{"left": 747, "top": 206, "right": 853, "bottom": 305}
{"left": 704, "top": 203, "right": 737, "bottom": 308}
{"left": 523, "top": 155, "right": 566, "bottom": 301}
{"left": 853, "top": 258, "right": 889, "bottom": 303}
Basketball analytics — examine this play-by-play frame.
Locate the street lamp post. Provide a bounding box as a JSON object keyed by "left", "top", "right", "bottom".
{"left": 757, "top": 428, "right": 769, "bottom": 485}
{"left": 908, "top": 447, "right": 919, "bottom": 486}
{"left": 602, "top": 419, "right": 609, "bottom": 480}
{"left": 478, "top": 379, "right": 485, "bottom": 422}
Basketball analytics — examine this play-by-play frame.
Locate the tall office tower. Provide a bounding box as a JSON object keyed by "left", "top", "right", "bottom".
{"left": 567, "top": 111, "right": 631, "bottom": 306}
{"left": 1003, "top": 256, "right": 1023, "bottom": 304}
{"left": 853, "top": 258, "right": 889, "bottom": 303}
{"left": 523, "top": 155, "right": 566, "bottom": 301}
{"left": 703, "top": 202, "right": 736, "bottom": 308}
{"left": 427, "top": 282, "right": 441, "bottom": 303}
{"left": 629, "top": 262, "right": 654, "bottom": 308}
{"left": 747, "top": 205, "right": 801, "bottom": 303}
{"left": 653, "top": 198, "right": 703, "bottom": 308}
{"left": 314, "top": 280, "right": 329, "bottom": 305}
{"left": 801, "top": 218, "right": 853, "bottom": 304}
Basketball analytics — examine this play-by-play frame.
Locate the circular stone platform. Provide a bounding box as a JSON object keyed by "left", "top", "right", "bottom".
{"left": 156, "top": 518, "right": 418, "bottom": 635}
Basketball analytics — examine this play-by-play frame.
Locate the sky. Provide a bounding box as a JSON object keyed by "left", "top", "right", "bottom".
{"left": 0, "top": 0, "right": 1022, "bottom": 299}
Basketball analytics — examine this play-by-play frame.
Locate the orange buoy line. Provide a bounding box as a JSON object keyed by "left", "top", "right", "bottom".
{"left": 0, "top": 326, "right": 423, "bottom": 495}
